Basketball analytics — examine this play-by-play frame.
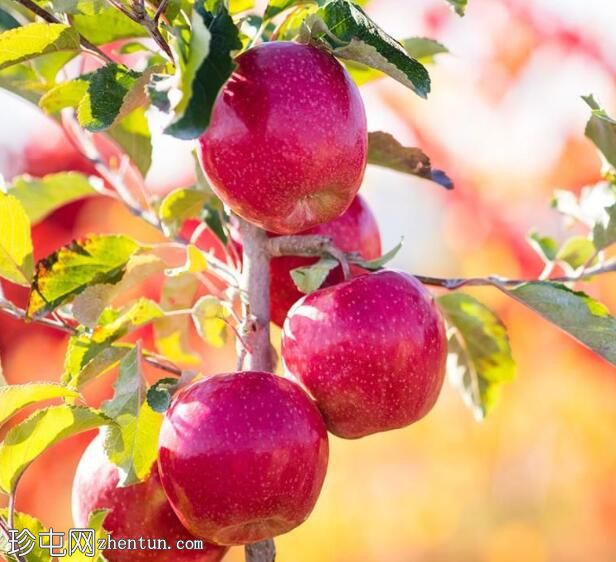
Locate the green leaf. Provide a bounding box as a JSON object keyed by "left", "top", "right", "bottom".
{"left": 264, "top": 0, "right": 313, "bottom": 20}
{"left": 192, "top": 295, "right": 229, "bottom": 347}
{"left": 348, "top": 240, "right": 402, "bottom": 270}
{"left": 102, "top": 346, "right": 163, "bottom": 486}
{"left": 367, "top": 131, "right": 453, "bottom": 188}
{"left": 108, "top": 108, "right": 153, "bottom": 177}
{"left": 583, "top": 94, "right": 616, "bottom": 169}
{"left": 505, "top": 282, "right": 616, "bottom": 366}
{"left": 592, "top": 203, "right": 616, "bottom": 251}
{"left": 146, "top": 371, "right": 197, "bottom": 413}
{"left": 0, "top": 383, "right": 80, "bottom": 429}
{"left": 0, "top": 23, "right": 80, "bottom": 71}
{"left": 39, "top": 79, "right": 89, "bottom": 114}
{"left": 438, "top": 293, "right": 516, "bottom": 419}
{"left": 0, "top": 405, "right": 110, "bottom": 494}
{"left": 556, "top": 236, "right": 596, "bottom": 269}
{"left": 230, "top": 0, "right": 255, "bottom": 13}
{"left": 0, "top": 193, "right": 34, "bottom": 286}
{"left": 528, "top": 230, "right": 558, "bottom": 263}
{"left": 305, "top": 0, "right": 430, "bottom": 98}
{"left": 200, "top": 198, "right": 229, "bottom": 245}
{"left": 402, "top": 37, "right": 448, "bottom": 63}
{"left": 446, "top": 0, "right": 467, "bottom": 16}
{"left": 146, "top": 377, "right": 178, "bottom": 413}
{"left": 159, "top": 187, "right": 209, "bottom": 236}
{"left": 62, "top": 337, "right": 132, "bottom": 390}
{"left": 71, "top": 4, "right": 147, "bottom": 44}
{"left": 27, "top": 234, "right": 141, "bottom": 319}
{"left": 163, "top": 3, "right": 242, "bottom": 139}
{"left": 0, "top": 8, "right": 21, "bottom": 32}
{"left": 0, "top": 510, "right": 51, "bottom": 562}
{"left": 8, "top": 172, "right": 99, "bottom": 224}
{"left": 291, "top": 257, "right": 339, "bottom": 294}
{"left": 92, "top": 298, "right": 164, "bottom": 342}
{"left": 78, "top": 64, "right": 142, "bottom": 132}
{"left": 154, "top": 273, "right": 200, "bottom": 365}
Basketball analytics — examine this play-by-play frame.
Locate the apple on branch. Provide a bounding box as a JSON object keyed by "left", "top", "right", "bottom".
{"left": 282, "top": 270, "right": 448, "bottom": 439}
{"left": 199, "top": 41, "right": 368, "bottom": 234}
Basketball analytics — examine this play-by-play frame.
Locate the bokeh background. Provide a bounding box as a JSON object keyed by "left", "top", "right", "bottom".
{"left": 1, "top": 0, "right": 616, "bottom": 560}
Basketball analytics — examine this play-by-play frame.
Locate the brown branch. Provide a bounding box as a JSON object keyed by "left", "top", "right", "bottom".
{"left": 13, "top": 0, "right": 114, "bottom": 64}
{"left": 105, "top": 0, "right": 173, "bottom": 61}
{"left": 237, "top": 216, "right": 276, "bottom": 562}
{"left": 414, "top": 261, "right": 616, "bottom": 290}
{"left": 268, "top": 235, "right": 351, "bottom": 280}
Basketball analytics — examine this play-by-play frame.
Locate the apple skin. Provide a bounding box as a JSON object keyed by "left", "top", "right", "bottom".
{"left": 199, "top": 41, "right": 368, "bottom": 234}
{"left": 281, "top": 270, "right": 448, "bottom": 439}
{"left": 72, "top": 434, "right": 228, "bottom": 562}
{"left": 157, "top": 371, "right": 329, "bottom": 545}
{"left": 269, "top": 195, "right": 382, "bottom": 326}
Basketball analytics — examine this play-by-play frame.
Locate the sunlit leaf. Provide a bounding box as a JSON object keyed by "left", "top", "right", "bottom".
{"left": 0, "top": 383, "right": 80, "bottom": 429}
{"left": 0, "top": 510, "right": 51, "bottom": 562}
{"left": 592, "top": 203, "right": 616, "bottom": 251}
{"left": 166, "top": 245, "right": 208, "bottom": 276}
{"left": 367, "top": 131, "right": 453, "bottom": 188}
{"left": 62, "top": 337, "right": 132, "bottom": 390}
{"left": 0, "top": 405, "right": 110, "bottom": 494}
{"left": 583, "top": 94, "right": 616, "bottom": 169}
{"left": 445, "top": 0, "right": 467, "bottom": 16}
{"left": 154, "top": 274, "right": 200, "bottom": 365}
{"left": 305, "top": 0, "right": 430, "bottom": 98}
{"left": 528, "top": 230, "right": 558, "bottom": 263}
{"left": 162, "top": 2, "right": 242, "bottom": 139}
{"left": 401, "top": 37, "right": 448, "bottom": 62}
{"left": 192, "top": 295, "right": 229, "bottom": 347}
{"left": 438, "top": 293, "right": 516, "bottom": 419}
{"left": 159, "top": 187, "right": 209, "bottom": 236}
{"left": 504, "top": 282, "right": 616, "bottom": 366}
{"left": 8, "top": 172, "right": 99, "bottom": 224}
{"left": 556, "top": 236, "right": 596, "bottom": 269}
{"left": 71, "top": 3, "right": 147, "bottom": 44}
{"left": 92, "top": 298, "right": 164, "bottom": 342}
{"left": 108, "top": 108, "right": 152, "bottom": 177}
{"left": 0, "top": 23, "right": 80, "bottom": 71}
{"left": 348, "top": 240, "right": 402, "bottom": 270}
{"left": 102, "top": 346, "right": 162, "bottom": 486}
{"left": 27, "top": 234, "right": 141, "bottom": 319}
{"left": 0, "top": 193, "right": 34, "bottom": 286}
{"left": 291, "top": 257, "right": 338, "bottom": 294}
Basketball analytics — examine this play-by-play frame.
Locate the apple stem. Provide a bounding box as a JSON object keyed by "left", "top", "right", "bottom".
{"left": 237, "top": 216, "right": 277, "bottom": 562}
{"left": 268, "top": 234, "right": 351, "bottom": 279}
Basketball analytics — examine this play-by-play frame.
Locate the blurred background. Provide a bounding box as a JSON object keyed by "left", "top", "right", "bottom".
{"left": 1, "top": 0, "right": 616, "bottom": 560}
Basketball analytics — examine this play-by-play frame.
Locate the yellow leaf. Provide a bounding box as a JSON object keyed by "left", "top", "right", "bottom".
{"left": 0, "top": 193, "right": 34, "bottom": 285}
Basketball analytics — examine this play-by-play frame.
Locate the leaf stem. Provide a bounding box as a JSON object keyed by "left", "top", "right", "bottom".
{"left": 12, "top": 0, "right": 114, "bottom": 64}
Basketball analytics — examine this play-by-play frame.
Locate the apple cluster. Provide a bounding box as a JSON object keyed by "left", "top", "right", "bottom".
{"left": 72, "top": 41, "right": 447, "bottom": 560}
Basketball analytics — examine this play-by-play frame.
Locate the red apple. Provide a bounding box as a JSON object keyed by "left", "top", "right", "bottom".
{"left": 269, "top": 195, "right": 381, "bottom": 326}
{"left": 157, "top": 371, "right": 329, "bottom": 545}
{"left": 199, "top": 41, "right": 367, "bottom": 234}
{"left": 72, "top": 434, "right": 228, "bottom": 562}
{"left": 282, "top": 270, "right": 448, "bottom": 439}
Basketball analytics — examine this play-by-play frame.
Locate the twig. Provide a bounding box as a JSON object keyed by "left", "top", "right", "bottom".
{"left": 13, "top": 0, "right": 114, "bottom": 64}
{"left": 105, "top": 0, "right": 173, "bottom": 60}
{"left": 414, "top": 261, "right": 616, "bottom": 290}
{"left": 153, "top": 0, "right": 168, "bottom": 22}
{"left": 268, "top": 235, "right": 351, "bottom": 279}
{"left": 143, "top": 354, "right": 182, "bottom": 375}
{"left": 0, "top": 300, "right": 76, "bottom": 333}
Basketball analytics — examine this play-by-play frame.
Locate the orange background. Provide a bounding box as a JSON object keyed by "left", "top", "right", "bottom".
{"left": 1, "top": 0, "right": 616, "bottom": 560}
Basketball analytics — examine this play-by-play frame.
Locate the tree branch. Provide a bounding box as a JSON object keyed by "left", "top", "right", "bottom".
{"left": 414, "top": 261, "right": 616, "bottom": 290}
{"left": 105, "top": 0, "right": 173, "bottom": 61}
{"left": 12, "top": 0, "right": 114, "bottom": 64}
{"left": 268, "top": 235, "right": 351, "bottom": 279}
{"left": 237, "top": 217, "right": 276, "bottom": 562}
